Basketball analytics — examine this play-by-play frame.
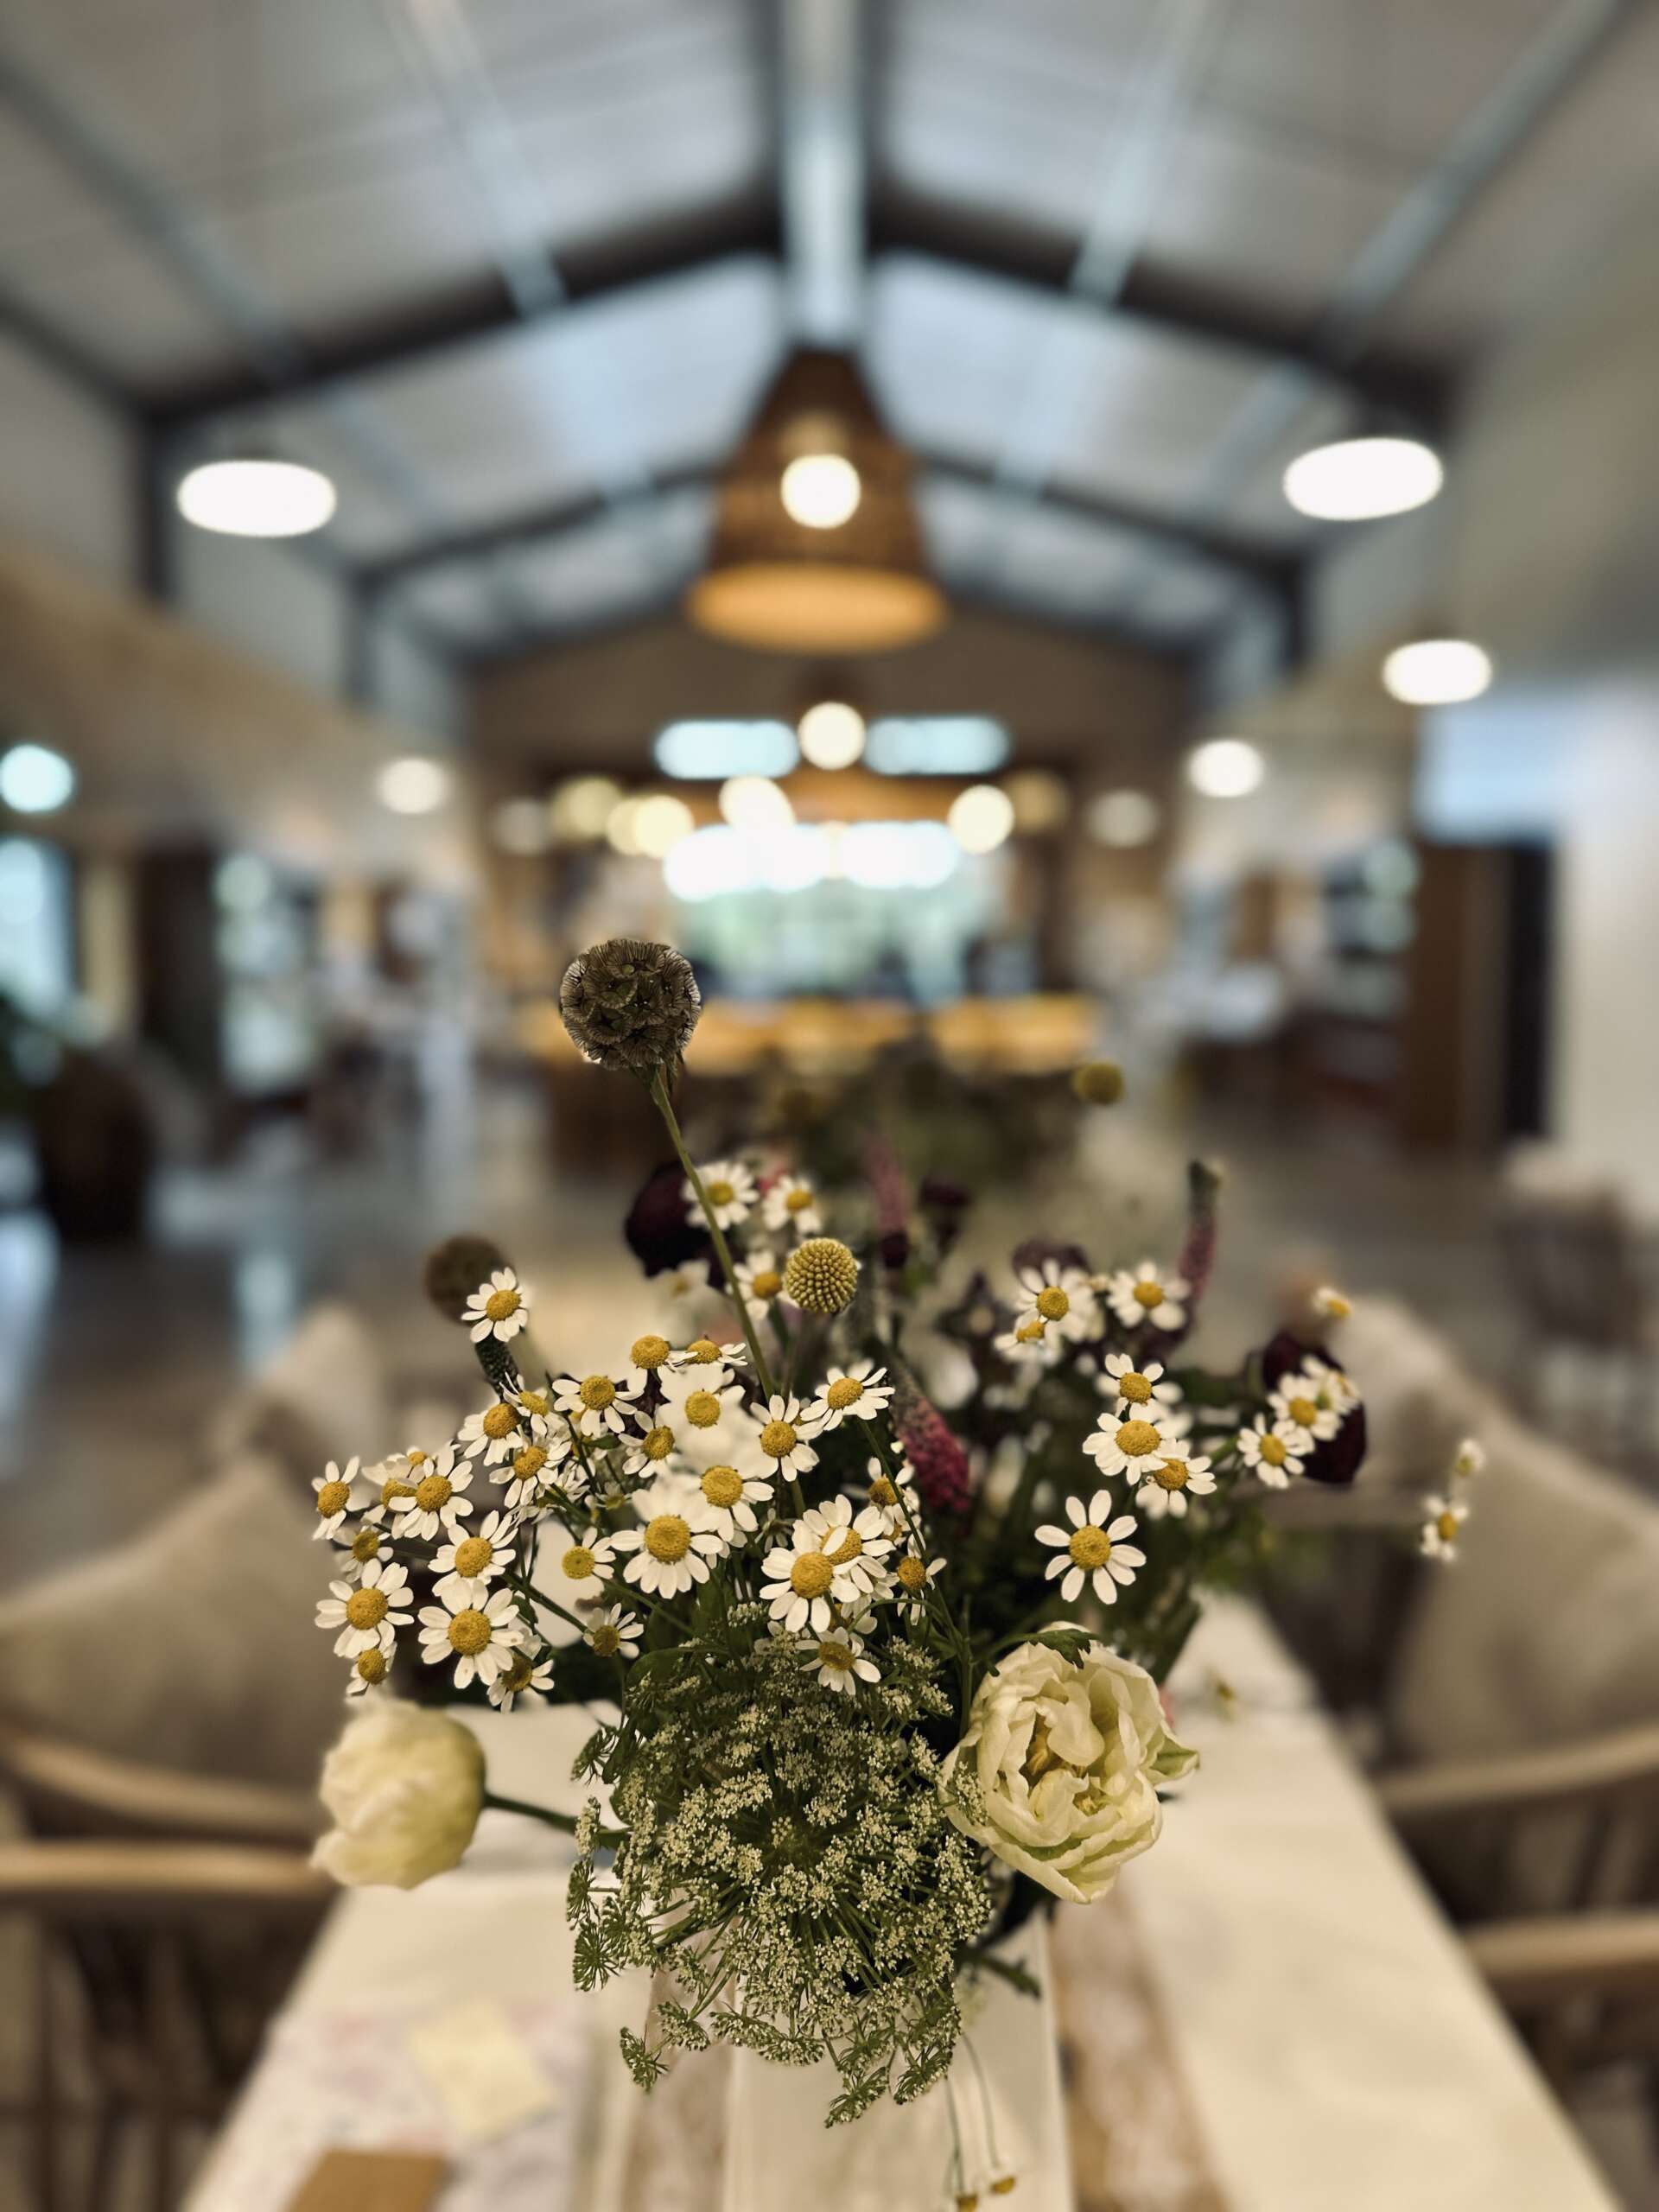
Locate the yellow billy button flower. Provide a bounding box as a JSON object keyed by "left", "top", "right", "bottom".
{"left": 783, "top": 1237, "right": 859, "bottom": 1316}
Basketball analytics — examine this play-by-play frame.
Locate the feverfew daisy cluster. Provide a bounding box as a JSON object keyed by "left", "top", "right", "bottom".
{"left": 303, "top": 938, "right": 1436, "bottom": 2154}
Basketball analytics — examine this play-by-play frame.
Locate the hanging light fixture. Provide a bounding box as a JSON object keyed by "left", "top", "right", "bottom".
{"left": 177, "top": 454, "right": 337, "bottom": 538}
{"left": 1381, "top": 638, "right": 1493, "bottom": 706}
{"left": 686, "top": 351, "right": 946, "bottom": 654}
{"left": 1283, "top": 435, "right": 1443, "bottom": 522}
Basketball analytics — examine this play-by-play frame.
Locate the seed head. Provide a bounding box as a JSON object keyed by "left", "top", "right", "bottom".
{"left": 783, "top": 1236, "right": 859, "bottom": 1315}
{"left": 423, "top": 1234, "right": 511, "bottom": 1323}
{"left": 559, "top": 938, "right": 701, "bottom": 1077}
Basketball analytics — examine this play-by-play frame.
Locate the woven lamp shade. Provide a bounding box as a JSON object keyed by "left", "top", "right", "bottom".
{"left": 686, "top": 350, "right": 947, "bottom": 655}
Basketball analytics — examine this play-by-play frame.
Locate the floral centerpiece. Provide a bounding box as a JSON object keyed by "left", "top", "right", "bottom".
{"left": 308, "top": 938, "right": 1412, "bottom": 2196}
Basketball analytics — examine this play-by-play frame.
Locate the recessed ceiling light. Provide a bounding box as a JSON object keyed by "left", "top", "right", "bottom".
{"left": 377, "top": 756, "right": 451, "bottom": 816}
{"left": 1187, "top": 739, "right": 1265, "bottom": 799}
{"left": 1381, "top": 638, "right": 1493, "bottom": 706}
{"left": 720, "top": 776, "right": 795, "bottom": 834}
{"left": 779, "top": 452, "right": 861, "bottom": 529}
{"left": 948, "top": 784, "right": 1015, "bottom": 854}
{"left": 0, "top": 742, "right": 76, "bottom": 814}
{"left": 653, "top": 721, "right": 800, "bottom": 780}
{"left": 1284, "top": 436, "right": 1443, "bottom": 522}
{"left": 865, "top": 718, "right": 1011, "bottom": 776}
{"left": 177, "top": 458, "right": 337, "bottom": 538}
{"left": 1087, "top": 789, "right": 1161, "bottom": 848}
{"left": 797, "top": 701, "right": 866, "bottom": 770}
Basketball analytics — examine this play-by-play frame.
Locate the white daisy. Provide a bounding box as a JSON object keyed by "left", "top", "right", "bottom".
{"left": 690, "top": 1459, "right": 774, "bottom": 1539}
{"left": 1269, "top": 1374, "right": 1343, "bottom": 1442}
{"left": 461, "top": 1267, "right": 535, "bottom": 1345}
{"left": 1421, "top": 1493, "right": 1469, "bottom": 1562}
{"left": 459, "top": 1399, "right": 527, "bottom": 1465}
{"left": 624, "top": 1332, "right": 676, "bottom": 1395}
{"left": 1100, "top": 1353, "right": 1183, "bottom": 1420}
{"left": 622, "top": 1416, "right": 683, "bottom": 1482}
{"left": 585, "top": 1605, "right": 643, "bottom": 1662}
{"left": 1311, "top": 1284, "right": 1352, "bottom": 1321}
{"left": 1083, "top": 1409, "right": 1180, "bottom": 1481}
{"left": 346, "top": 1644, "right": 393, "bottom": 1698}
{"left": 508, "top": 1383, "right": 555, "bottom": 1437}
{"left": 336, "top": 1522, "right": 389, "bottom": 1584}
{"left": 315, "top": 1559, "right": 413, "bottom": 1657}
{"left": 686, "top": 1159, "right": 756, "bottom": 1231}
{"left": 312, "top": 1458, "right": 363, "bottom": 1540}
{"left": 610, "top": 1478, "right": 728, "bottom": 1599}
{"left": 1104, "top": 1261, "right": 1191, "bottom": 1334}
{"left": 418, "top": 1586, "right": 525, "bottom": 1690}
{"left": 866, "top": 1459, "right": 922, "bottom": 1541}
{"left": 763, "top": 1173, "right": 823, "bottom": 1237}
{"left": 760, "top": 1521, "right": 843, "bottom": 1635}
{"left": 995, "top": 1317, "right": 1060, "bottom": 1366}
{"left": 496, "top": 1431, "right": 573, "bottom": 1510}
{"left": 1014, "top": 1257, "right": 1101, "bottom": 1344}
{"left": 432, "top": 1510, "right": 517, "bottom": 1607}
{"left": 391, "top": 1446, "right": 474, "bottom": 1540}
{"left": 809, "top": 1360, "right": 894, "bottom": 1433}
{"left": 553, "top": 1369, "right": 641, "bottom": 1440}
{"left": 545, "top": 1523, "right": 619, "bottom": 1604}
{"left": 486, "top": 1648, "right": 556, "bottom": 1711}
{"left": 800, "top": 1623, "right": 880, "bottom": 1694}
{"left": 669, "top": 1332, "right": 741, "bottom": 1372}
{"left": 1236, "top": 1415, "right": 1308, "bottom": 1488}
{"left": 1036, "top": 1495, "right": 1145, "bottom": 1604}
{"left": 1452, "top": 1436, "right": 1487, "bottom": 1481}
{"left": 735, "top": 1249, "right": 789, "bottom": 1307}
{"left": 892, "top": 1549, "right": 944, "bottom": 1621}
{"left": 1301, "top": 1353, "right": 1361, "bottom": 1417}
{"left": 754, "top": 1394, "right": 821, "bottom": 1479}
{"left": 802, "top": 1495, "right": 893, "bottom": 1596}
{"left": 1134, "top": 1447, "right": 1217, "bottom": 1520}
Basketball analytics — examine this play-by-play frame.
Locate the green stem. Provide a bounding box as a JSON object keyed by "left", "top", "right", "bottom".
{"left": 648, "top": 1070, "right": 776, "bottom": 1400}
{"left": 483, "top": 1790, "right": 578, "bottom": 1834}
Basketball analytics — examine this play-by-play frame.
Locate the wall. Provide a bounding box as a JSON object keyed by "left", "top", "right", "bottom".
{"left": 0, "top": 338, "right": 134, "bottom": 589}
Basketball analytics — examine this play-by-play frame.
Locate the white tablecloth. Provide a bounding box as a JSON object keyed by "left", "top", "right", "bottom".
{"left": 188, "top": 1611, "right": 1618, "bottom": 2212}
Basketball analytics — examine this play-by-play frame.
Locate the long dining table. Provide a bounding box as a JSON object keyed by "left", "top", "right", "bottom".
{"left": 186, "top": 1600, "right": 1618, "bottom": 2212}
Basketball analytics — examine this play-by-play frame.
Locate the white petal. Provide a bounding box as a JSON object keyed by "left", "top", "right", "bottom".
{"left": 1064, "top": 1496, "right": 1086, "bottom": 1528}
{"left": 1034, "top": 1524, "right": 1068, "bottom": 1548}
{"left": 1090, "top": 1489, "right": 1113, "bottom": 1523}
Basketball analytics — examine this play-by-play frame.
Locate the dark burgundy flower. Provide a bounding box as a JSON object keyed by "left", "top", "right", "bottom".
{"left": 624, "top": 1161, "right": 717, "bottom": 1282}
{"left": 890, "top": 1358, "right": 973, "bottom": 1516}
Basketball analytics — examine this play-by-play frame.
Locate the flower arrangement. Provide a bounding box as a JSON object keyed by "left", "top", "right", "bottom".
{"left": 309, "top": 937, "right": 1389, "bottom": 2150}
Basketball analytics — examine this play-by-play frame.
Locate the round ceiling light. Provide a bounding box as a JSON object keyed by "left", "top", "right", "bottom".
{"left": 948, "top": 783, "right": 1015, "bottom": 855}
{"left": 377, "top": 756, "right": 451, "bottom": 816}
{"left": 1381, "top": 638, "right": 1494, "bottom": 706}
{"left": 1283, "top": 436, "right": 1443, "bottom": 522}
{"left": 798, "top": 700, "right": 866, "bottom": 769}
{"left": 720, "top": 776, "right": 795, "bottom": 835}
{"left": 1187, "top": 738, "right": 1265, "bottom": 799}
{"left": 631, "top": 792, "right": 696, "bottom": 859}
{"left": 0, "top": 742, "right": 76, "bottom": 814}
{"left": 1087, "top": 789, "right": 1161, "bottom": 848}
{"left": 177, "top": 457, "right": 338, "bottom": 538}
{"left": 780, "top": 454, "right": 861, "bottom": 530}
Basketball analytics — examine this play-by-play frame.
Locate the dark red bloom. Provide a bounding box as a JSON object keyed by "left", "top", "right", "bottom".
{"left": 624, "top": 1161, "right": 717, "bottom": 1283}
{"left": 890, "top": 1359, "right": 973, "bottom": 1516}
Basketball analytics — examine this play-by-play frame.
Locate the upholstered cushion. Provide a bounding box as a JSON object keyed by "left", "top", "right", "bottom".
{"left": 0, "top": 1456, "right": 343, "bottom": 1789}
{"left": 207, "top": 1302, "right": 397, "bottom": 1500}
{"left": 1339, "top": 1296, "right": 1505, "bottom": 1495}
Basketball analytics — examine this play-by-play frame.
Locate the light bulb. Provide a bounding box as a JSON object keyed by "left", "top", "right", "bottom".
{"left": 720, "top": 776, "right": 796, "bottom": 833}
{"left": 1381, "top": 639, "right": 1493, "bottom": 706}
{"left": 1284, "top": 437, "right": 1443, "bottom": 521}
{"left": 798, "top": 701, "right": 866, "bottom": 769}
{"left": 177, "top": 458, "right": 337, "bottom": 538}
{"left": 377, "top": 757, "right": 451, "bottom": 815}
{"left": 0, "top": 742, "right": 75, "bottom": 814}
{"left": 948, "top": 784, "right": 1015, "bottom": 854}
{"left": 780, "top": 453, "right": 861, "bottom": 529}
{"left": 1187, "top": 739, "right": 1264, "bottom": 798}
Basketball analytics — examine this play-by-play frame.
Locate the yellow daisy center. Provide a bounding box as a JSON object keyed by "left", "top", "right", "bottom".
{"left": 642, "top": 1424, "right": 676, "bottom": 1460}
{"left": 405, "top": 1450, "right": 429, "bottom": 1469}
{"left": 785, "top": 1186, "right": 813, "bottom": 1213}
{"left": 707, "top": 1178, "right": 735, "bottom": 1206}
{"left": 351, "top": 1527, "right": 381, "bottom": 1563}
{"left": 517, "top": 1389, "right": 550, "bottom": 1417}
{"left": 579, "top": 1375, "right": 616, "bottom": 1411}
{"left": 829, "top": 1525, "right": 863, "bottom": 1564}
{"left": 315, "top": 1480, "right": 351, "bottom": 1518}
{"left": 1118, "top": 1371, "right": 1153, "bottom": 1403}
{"left": 630, "top": 1334, "right": 671, "bottom": 1370}
{"left": 1133, "top": 1278, "right": 1166, "bottom": 1309}
{"left": 1154, "top": 1459, "right": 1190, "bottom": 1491}
{"left": 817, "top": 1638, "right": 855, "bottom": 1671}
{"left": 346, "top": 1587, "right": 389, "bottom": 1630}
{"left": 751, "top": 1268, "right": 782, "bottom": 1299}
{"left": 1259, "top": 1433, "right": 1289, "bottom": 1466}
{"left": 499, "top": 1650, "right": 533, "bottom": 1694}
{"left": 448, "top": 1609, "right": 493, "bottom": 1656}
{"left": 991, "top": 2180, "right": 1017, "bottom": 2197}
{"left": 512, "top": 1445, "right": 548, "bottom": 1481}
{"left": 354, "top": 1647, "right": 387, "bottom": 1684}
{"left": 701, "top": 1466, "right": 743, "bottom": 1508}
{"left": 1036, "top": 1286, "right": 1070, "bottom": 1321}
{"left": 482, "top": 1402, "right": 518, "bottom": 1440}
{"left": 686, "top": 1337, "right": 721, "bottom": 1363}
{"left": 415, "top": 1473, "right": 453, "bottom": 1511}
{"left": 380, "top": 1477, "right": 415, "bottom": 1510}
{"left": 484, "top": 1287, "right": 520, "bottom": 1323}
{"left": 589, "top": 1623, "right": 623, "bottom": 1658}
{"left": 1286, "top": 1395, "right": 1319, "bottom": 1427}
{"left": 683, "top": 1389, "right": 722, "bottom": 1428}
{"left": 1437, "top": 1510, "right": 1460, "bottom": 1542}
{"left": 1115, "top": 1420, "right": 1160, "bottom": 1459}
{"left": 562, "top": 1544, "right": 597, "bottom": 1581}
{"left": 1069, "top": 1525, "right": 1113, "bottom": 1570}
{"left": 897, "top": 1554, "right": 928, "bottom": 1592}
{"left": 453, "top": 1536, "right": 492, "bottom": 1578}
{"left": 869, "top": 1475, "right": 897, "bottom": 1506}
{"left": 760, "top": 1419, "right": 798, "bottom": 1458}
{"left": 826, "top": 1376, "right": 863, "bottom": 1411}
{"left": 790, "top": 1552, "right": 834, "bottom": 1598}
{"left": 645, "top": 1515, "right": 692, "bottom": 1564}
{"left": 1014, "top": 1318, "right": 1046, "bottom": 1344}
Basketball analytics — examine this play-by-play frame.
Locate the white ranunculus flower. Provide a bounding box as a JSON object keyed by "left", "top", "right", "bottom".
{"left": 939, "top": 1637, "right": 1198, "bottom": 1904}
{"left": 313, "top": 1702, "right": 485, "bottom": 1891}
